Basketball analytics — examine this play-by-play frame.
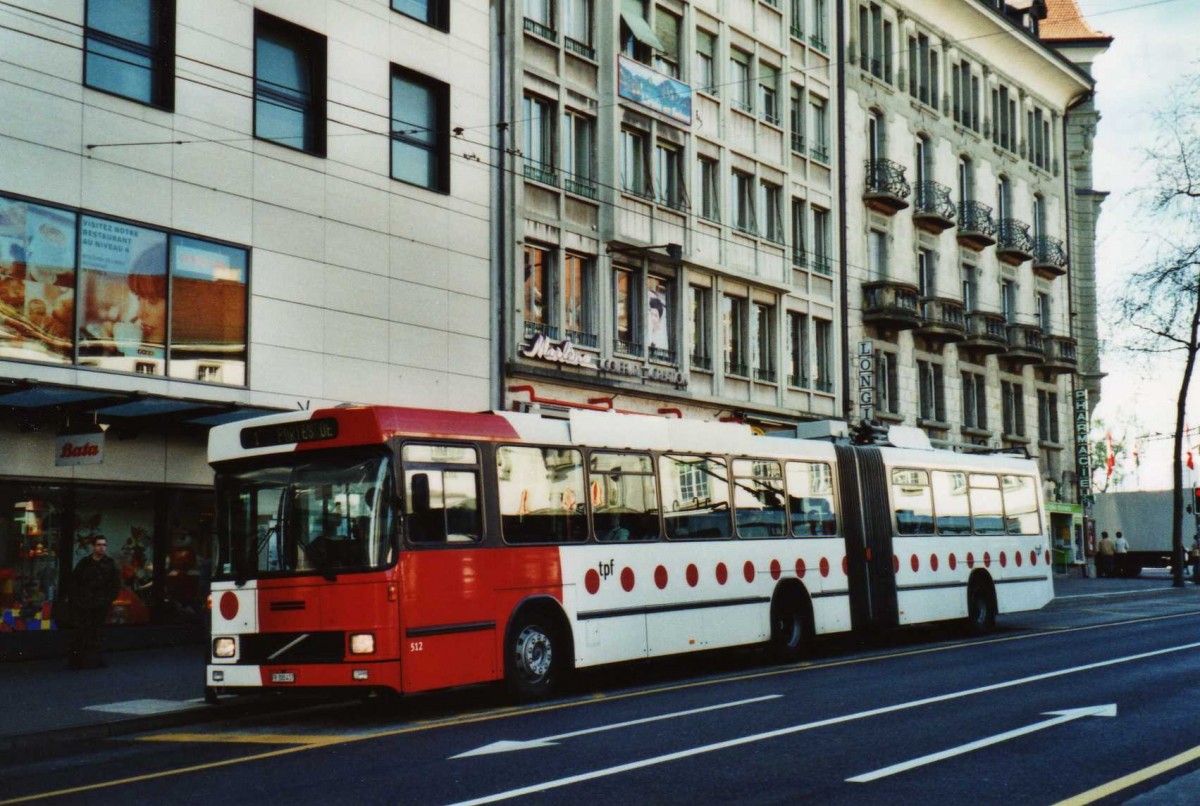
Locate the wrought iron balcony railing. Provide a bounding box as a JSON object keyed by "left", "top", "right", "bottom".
{"left": 862, "top": 280, "right": 921, "bottom": 329}
{"left": 863, "top": 159, "right": 911, "bottom": 214}
{"left": 524, "top": 161, "right": 558, "bottom": 186}
{"left": 690, "top": 353, "right": 713, "bottom": 371}
{"left": 957, "top": 200, "right": 997, "bottom": 248}
{"left": 524, "top": 320, "right": 560, "bottom": 340}
{"left": 614, "top": 338, "right": 642, "bottom": 356}
{"left": 725, "top": 360, "right": 749, "bottom": 377}
{"left": 997, "top": 219, "right": 1034, "bottom": 264}
{"left": 913, "top": 181, "right": 957, "bottom": 232}
{"left": 1033, "top": 235, "right": 1069, "bottom": 279}
{"left": 754, "top": 367, "right": 777, "bottom": 383}
{"left": 565, "top": 329, "right": 598, "bottom": 349}
{"left": 564, "top": 174, "right": 597, "bottom": 200}
{"left": 649, "top": 346, "right": 676, "bottom": 364}
{"left": 788, "top": 373, "right": 809, "bottom": 389}
{"left": 523, "top": 18, "right": 557, "bottom": 42}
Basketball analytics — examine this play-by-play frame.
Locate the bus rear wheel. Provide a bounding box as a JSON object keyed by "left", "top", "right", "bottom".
{"left": 966, "top": 580, "right": 996, "bottom": 635}
{"left": 769, "top": 591, "right": 808, "bottom": 662}
{"left": 506, "top": 613, "right": 562, "bottom": 700}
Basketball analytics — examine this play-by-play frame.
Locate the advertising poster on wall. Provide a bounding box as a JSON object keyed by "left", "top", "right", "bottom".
{"left": 169, "top": 237, "right": 248, "bottom": 384}
{"left": 78, "top": 216, "right": 167, "bottom": 372}
{"left": 647, "top": 276, "right": 671, "bottom": 355}
{"left": 617, "top": 55, "right": 692, "bottom": 124}
{"left": 0, "top": 197, "right": 76, "bottom": 363}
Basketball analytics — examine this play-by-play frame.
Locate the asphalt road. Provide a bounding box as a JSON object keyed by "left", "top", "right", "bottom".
{"left": 5, "top": 600, "right": 1200, "bottom": 805}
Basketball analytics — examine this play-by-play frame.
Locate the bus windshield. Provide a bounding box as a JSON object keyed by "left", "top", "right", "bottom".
{"left": 215, "top": 451, "right": 395, "bottom": 581}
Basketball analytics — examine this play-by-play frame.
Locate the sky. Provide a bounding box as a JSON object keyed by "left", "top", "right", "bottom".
{"left": 1074, "top": 0, "right": 1200, "bottom": 490}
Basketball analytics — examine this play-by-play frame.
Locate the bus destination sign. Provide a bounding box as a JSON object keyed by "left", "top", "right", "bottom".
{"left": 240, "top": 417, "right": 339, "bottom": 449}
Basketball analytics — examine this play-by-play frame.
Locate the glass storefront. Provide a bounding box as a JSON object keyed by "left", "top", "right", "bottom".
{"left": 0, "top": 481, "right": 213, "bottom": 631}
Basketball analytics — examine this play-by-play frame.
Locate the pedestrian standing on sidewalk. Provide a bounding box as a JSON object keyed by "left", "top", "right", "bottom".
{"left": 1191, "top": 533, "right": 1200, "bottom": 584}
{"left": 1097, "top": 531, "right": 1116, "bottom": 578}
{"left": 1114, "top": 531, "right": 1130, "bottom": 578}
{"left": 68, "top": 536, "right": 120, "bottom": 669}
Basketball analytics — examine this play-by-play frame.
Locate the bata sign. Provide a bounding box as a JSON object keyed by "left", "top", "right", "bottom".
{"left": 55, "top": 432, "right": 105, "bottom": 467}
{"left": 520, "top": 333, "right": 596, "bottom": 368}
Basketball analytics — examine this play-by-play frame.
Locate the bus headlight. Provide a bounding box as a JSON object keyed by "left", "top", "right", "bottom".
{"left": 349, "top": 633, "right": 375, "bottom": 655}
{"left": 213, "top": 637, "right": 237, "bottom": 658}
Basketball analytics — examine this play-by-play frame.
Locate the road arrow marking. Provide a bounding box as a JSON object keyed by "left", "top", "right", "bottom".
{"left": 450, "top": 694, "right": 783, "bottom": 759}
{"left": 847, "top": 704, "right": 1118, "bottom": 783}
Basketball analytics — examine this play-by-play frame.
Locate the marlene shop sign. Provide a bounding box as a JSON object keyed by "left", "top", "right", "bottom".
{"left": 55, "top": 432, "right": 105, "bottom": 466}
{"left": 521, "top": 332, "right": 685, "bottom": 385}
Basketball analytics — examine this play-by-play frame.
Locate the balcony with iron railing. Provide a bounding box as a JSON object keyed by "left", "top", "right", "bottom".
{"left": 524, "top": 320, "right": 560, "bottom": 341}
{"left": 791, "top": 132, "right": 805, "bottom": 154}
{"left": 912, "top": 181, "right": 956, "bottom": 233}
{"left": 615, "top": 338, "right": 642, "bottom": 357}
{"left": 565, "top": 329, "right": 598, "bottom": 349}
{"left": 754, "top": 367, "right": 777, "bottom": 383}
{"left": 960, "top": 310, "right": 1008, "bottom": 354}
{"left": 1003, "top": 323, "right": 1046, "bottom": 365}
{"left": 1032, "top": 235, "right": 1069, "bottom": 280}
{"left": 649, "top": 346, "right": 676, "bottom": 364}
{"left": 957, "top": 201, "right": 997, "bottom": 250}
{"left": 564, "top": 173, "right": 598, "bottom": 200}
{"left": 862, "top": 280, "right": 921, "bottom": 330}
{"left": 787, "top": 373, "right": 809, "bottom": 389}
{"left": 1038, "top": 335, "right": 1078, "bottom": 376}
{"left": 524, "top": 160, "right": 558, "bottom": 187}
{"left": 863, "top": 159, "right": 911, "bottom": 215}
{"left": 691, "top": 353, "right": 713, "bottom": 371}
{"left": 996, "top": 219, "right": 1034, "bottom": 265}
{"left": 523, "top": 17, "right": 557, "bottom": 42}
{"left": 916, "top": 297, "right": 966, "bottom": 343}
{"left": 564, "top": 37, "right": 595, "bottom": 60}
{"left": 725, "top": 359, "right": 749, "bottom": 378}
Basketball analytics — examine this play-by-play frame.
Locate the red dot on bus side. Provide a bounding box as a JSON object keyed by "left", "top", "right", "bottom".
{"left": 655, "top": 565, "right": 669, "bottom": 589}
{"left": 967, "top": 552, "right": 976, "bottom": 569}
{"left": 1001, "top": 552, "right": 1008, "bottom": 568}
{"left": 911, "top": 554, "right": 920, "bottom": 573}
{"left": 1031, "top": 550, "right": 1038, "bottom": 566}
{"left": 1015, "top": 551, "right": 1022, "bottom": 567}
{"left": 770, "top": 559, "right": 781, "bottom": 580}
{"left": 1045, "top": 550, "right": 1051, "bottom": 565}
{"left": 893, "top": 555, "right": 900, "bottom": 573}
{"left": 219, "top": 592, "right": 238, "bottom": 620}
{"left": 621, "top": 567, "right": 635, "bottom": 592}
{"left": 949, "top": 553, "right": 957, "bottom": 570}
{"left": 841, "top": 556, "right": 848, "bottom": 575}
{"left": 716, "top": 562, "right": 728, "bottom": 585}
{"left": 743, "top": 561, "right": 756, "bottom": 583}
{"left": 795, "top": 558, "right": 806, "bottom": 578}
{"left": 819, "top": 557, "right": 830, "bottom": 577}
{"left": 686, "top": 564, "right": 699, "bottom": 587}
{"left": 930, "top": 554, "right": 939, "bottom": 572}
{"left": 584, "top": 569, "right": 600, "bottom": 595}
{"left": 984, "top": 552, "right": 992, "bottom": 568}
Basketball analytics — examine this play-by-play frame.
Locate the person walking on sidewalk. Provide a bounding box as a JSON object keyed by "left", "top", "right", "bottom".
{"left": 69, "top": 536, "right": 120, "bottom": 669}
{"left": 1097, "top": 531, "right": 1116, "bottom": 578}
{"left": 1114, "top": 531, "right": 1131, "bottom": 577}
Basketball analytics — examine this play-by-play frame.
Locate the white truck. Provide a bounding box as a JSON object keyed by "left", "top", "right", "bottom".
{"left": 1091, "top": 490, "right": 1194, "bottom": 577}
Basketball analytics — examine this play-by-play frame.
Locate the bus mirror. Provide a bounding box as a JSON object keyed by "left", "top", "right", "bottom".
{"left": 412, "top": 473, "right": 431, "bottom": 513}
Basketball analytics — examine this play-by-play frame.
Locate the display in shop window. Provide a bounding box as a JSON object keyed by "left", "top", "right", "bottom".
{"left": 0, "top": 197, "right": 76, "bottom": 363}
{"left": 1, "top": 498, "right": 63, "bottom": 632}
{"left": 72, "top": 508, "right": 153, "bottom": 625}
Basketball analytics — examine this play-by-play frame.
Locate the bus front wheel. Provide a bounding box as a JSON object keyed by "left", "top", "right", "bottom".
{"left": 769, "top": 589, "right": 809, "bottom": 662}
{"left": 966, "top": 580, "right": 996, "bottom": 635}
{"left": 506, "top": 612, "right": 562, "bottom": 700}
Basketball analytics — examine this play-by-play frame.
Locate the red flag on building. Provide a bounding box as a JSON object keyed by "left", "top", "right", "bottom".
{"left": 1105, "top": 432, "right": 1115, "bottom": 479}
{"left": 1188, "top": 450, "right": 1195, "bottom": 471}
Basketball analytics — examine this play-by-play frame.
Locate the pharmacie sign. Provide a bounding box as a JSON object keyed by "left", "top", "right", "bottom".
{"left": 1074, "top": 389, "right": 1090, "bottom": 501}
{"left": 55, "top": 431, "right": 105, "bottom": 466}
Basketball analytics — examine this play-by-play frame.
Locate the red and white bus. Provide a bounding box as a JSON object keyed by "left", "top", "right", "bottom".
{"left": 206, "top": 405, "right": 1052, "bottom": 700}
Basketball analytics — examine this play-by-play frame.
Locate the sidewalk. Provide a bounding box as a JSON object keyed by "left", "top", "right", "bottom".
{"left": 2, "top": 572, "right": 1197, "bottom": 752}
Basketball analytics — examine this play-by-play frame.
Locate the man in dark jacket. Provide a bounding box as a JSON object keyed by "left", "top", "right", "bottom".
{"left": 69, "top": 536, "right": 120, "bottom": 669}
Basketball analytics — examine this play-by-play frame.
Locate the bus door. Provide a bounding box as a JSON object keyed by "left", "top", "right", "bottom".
{"left": 397, "top": 442, "right": 498, "bottom": 692}
{"left": 835, "top": 445, "right": 899, "bottom": 631}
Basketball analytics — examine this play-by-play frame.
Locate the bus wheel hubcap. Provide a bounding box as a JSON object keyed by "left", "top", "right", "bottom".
{"left": 517, "top": 626, "right": 552, "bottom": 679}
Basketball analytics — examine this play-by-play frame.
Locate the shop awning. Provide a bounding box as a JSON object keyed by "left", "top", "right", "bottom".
{"left": 621, "top": 0, "right": 665, "bottom": 51}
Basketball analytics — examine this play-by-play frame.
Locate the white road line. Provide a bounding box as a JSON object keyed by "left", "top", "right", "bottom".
{"left": 448, "top": 641, "right": 1200, "bottom": 806}
{"left": 451, "top": 695, "right": 783, "bottom": 758}
{"left": 846, "top": 704, "right": 1117, "bottom": 783}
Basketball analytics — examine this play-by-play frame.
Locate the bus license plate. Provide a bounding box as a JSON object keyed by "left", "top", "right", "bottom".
{"left": 271, "top": 672, "right": 296, "bottom": 683}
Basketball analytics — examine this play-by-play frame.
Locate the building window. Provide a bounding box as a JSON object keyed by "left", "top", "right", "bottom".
{"left": 859, "top": 3, "right": 885, "bottom": 81}
{"left": 731, "top": 171, "right": 756, "bottom": 234}
{"left": 752, "top": 302, "right": 776, "bottom": 382}
{"left": 254, "top": 12, "right": 326, "bottom": 155}
{"left": 699, "top": 157, "right": 720, "bottom": 222}
{"left": 1038, "top": 292, "right": 1052, "bottom": 331}
{"left": 84, "top": 0, "right": 174, "bottom": 108}
{"left": 730, "top": 49, "right": 752, "bottom": 112}
{"left": 722, "top": 294, "right": 747, "bottom": 376}
{"left": 1002, "top": 380, "right": 1025, "bottom": 437}
{"left": 810, "top": 0, "right": 828, "bottom": 51}
{"left": 952, "top": 59, "right": 980, "bottom": 132}
{"left": 655, "top": 143, "right": 686, "bottom": 210}
{"left": 523, "top": 244, "right": 552, "bottom": 336}
{"left": 791, "top": 198, "right": 807, "bottom": 267}
{"left": 812, "top": 207, "right": 832, "bottom": 275}
{"left": 647, "top": 275, "right": 674, "bottom": 362}
{"left": 695, "top": 29, "right": 716, "bottom": 93}
{"left": 961, "top": 264, "right": 976, "bottom": 311}
{"left": 918, "top": 248, "right": 936, "bottom": 297}
{"left": 809, "top": 96, "right": 829, "bottom": 163}
{"left": 908, "top": 32, "right": 937, "bottom": 107}
{"left": 621, "top": 128, "right": 649, "bottom": 196}
{"left": 961, "top": 371, "right": 987, "bottom": 430}
{"left": 788, "top": 311, "right": 808, "bottom": 387}
{"left": 391, "top": 67, "right": 450, "bottom": 192}
{"left": 392, "top": 0, "right": 449, "bottom": 31}
{"left": 689, "top": 285, "right": 712, "bottom": 370}
{"left": 563, "top": 112, "right": 596, "bottom": 197}
{"left": 1038, "top": 390, "right": 1060, "bottom": 443}
{"left": 1001, "top": 279, "right": 1016, "bottom": 323}
{"left": 619, "top": 0, "right": 654, "bottom": 63}
{"left": 877, "top": 350, "right": 899, "bottom": 414}
{"left": 868, "top": 229, "right": 887, "bottom": 279}
{"left": 789, "top": 84, "right": 805, "bottom": 153}
{"left": 525, "top": 0, "right": 556, "bottom": 40}
{"left": 760, "top": 182, "right": 783, "bottom": 242}
{"left": 168, "top": 236, "right": 249, "bottom": 383}
{"left": 564, "top": 0, "right": 593, "bottom": 55}
{"left": 992, "top": 84, "right": 1017, "bottom": 152}
{"left": 614, "top": 267, "right": 640, "bottom": 355}
{"left": 790, "top": 0, "right": 804, "bottom": 38}
{"left": 523, "top": 94, "right": 557, "bottom": 185}
{"left": 1029, "top": 107, "right": 1051, "bottom": 170}
{"left": 564, "top": 254, "right": 596, "bottom": 347}
{"left": 813, "top": 318, "right": 833, "bottom": 392}
{"left": 918, "top": 360, "right": 945, "bottom": 422}
{"left": 653, "top": 9, "right": 682, "bottom": 78}
{"left": 759, "top": 65, "right": 780, "bottom": 125}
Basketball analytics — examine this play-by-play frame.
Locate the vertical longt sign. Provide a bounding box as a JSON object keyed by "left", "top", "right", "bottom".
{"left": 1074, "top": 389, "right": 1091, "bottom": 506}
{"left": 857, "top": 341, "right": 875, "bottom": 422}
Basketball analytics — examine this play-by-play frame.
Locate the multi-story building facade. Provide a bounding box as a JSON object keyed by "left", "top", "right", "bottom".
{"left": 841, "top": 0, "right": 1103, "bottom": 549}
{"left": 501, "top": 0, "right": 842, "bottom": 428}
{"left": 0, "top": 0, "right": 491, "bottom": 651}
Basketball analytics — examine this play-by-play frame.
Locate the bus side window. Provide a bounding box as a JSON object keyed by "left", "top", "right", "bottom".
{"left": 406, "top": 472, "right": 444, "bottom": 543}
{"left": 402, "top": 443, "right": 482, "bottom": 545}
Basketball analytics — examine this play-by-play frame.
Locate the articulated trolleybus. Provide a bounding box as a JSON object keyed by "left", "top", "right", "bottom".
{"left": 206, "top": 406, "right": 1052, "bottom": 700}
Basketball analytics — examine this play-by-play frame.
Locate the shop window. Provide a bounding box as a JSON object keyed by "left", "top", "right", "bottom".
{"left": 0, "top": 488, "right": 67, "bottom": 631}
{"left": 0, "top": 197, "right": 77, "bottom": 364}
{"left": 168, "top": 236, "right": 248, "bottom": 383}
{"left": 162, "top": 490, "right": 215, "bottom": 623}
{"left": 73, "top": 487, "right": 156, "bottom": 625}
